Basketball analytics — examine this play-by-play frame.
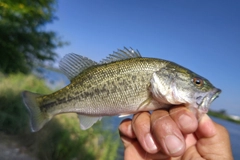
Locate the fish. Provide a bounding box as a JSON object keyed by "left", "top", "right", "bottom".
{"left": 22, "top": 47, "right": 221, "bottom": 132}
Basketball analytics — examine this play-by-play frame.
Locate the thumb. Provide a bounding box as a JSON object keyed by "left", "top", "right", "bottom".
{"left": 195, "top": 114, "right": 216, "bottom": 139}
{"left": 195, "top": 114, "right": 233, "bottom": 160}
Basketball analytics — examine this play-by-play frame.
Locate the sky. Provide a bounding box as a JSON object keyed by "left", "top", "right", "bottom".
{"left": 46, "top": 0, "right": 240, "bottom": 116}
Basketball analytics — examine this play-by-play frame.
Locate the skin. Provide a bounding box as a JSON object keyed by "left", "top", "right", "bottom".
{"left": 119, "top": 105, "right": 233, "bottom": 160}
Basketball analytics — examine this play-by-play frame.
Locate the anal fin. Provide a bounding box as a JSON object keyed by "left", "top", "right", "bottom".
{"left": 78, "top": 114, "right": 102, "bottom": 130}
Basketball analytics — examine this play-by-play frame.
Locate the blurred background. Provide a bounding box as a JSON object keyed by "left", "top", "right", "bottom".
{"left": 0, "top": 0, "right": 239, "bottom": 159}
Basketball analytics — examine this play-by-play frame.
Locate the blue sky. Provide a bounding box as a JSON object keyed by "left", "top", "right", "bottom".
{"left": 47, "top": 0, "right": 240, "bottom": 116}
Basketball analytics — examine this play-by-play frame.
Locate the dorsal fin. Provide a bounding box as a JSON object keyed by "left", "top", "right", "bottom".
{"left": 100, "top": 47, "right": 141, "bottom": 64}
{"left": 59, "top": 53, "right": 98, "bottom": 80}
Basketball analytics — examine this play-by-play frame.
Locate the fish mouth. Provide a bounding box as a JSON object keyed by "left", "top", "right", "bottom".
{"left": 198, "top": 88, "right": 221, "bottom": 113}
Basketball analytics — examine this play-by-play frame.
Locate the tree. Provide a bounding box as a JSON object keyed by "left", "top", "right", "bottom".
{"left": 0, "top": 0, "right": 66, "bottom": 74}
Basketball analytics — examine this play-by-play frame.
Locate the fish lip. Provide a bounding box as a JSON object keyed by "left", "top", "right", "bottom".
{"left": 198, "top": 88, "right": 221, "bottom": 113}
{"left": 210, "top": 88, "right": 221, "bottom": 103}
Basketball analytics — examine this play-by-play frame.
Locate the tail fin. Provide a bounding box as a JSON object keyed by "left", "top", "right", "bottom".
{"left": 22, "top": 91, "right": 51, "bottom": 132}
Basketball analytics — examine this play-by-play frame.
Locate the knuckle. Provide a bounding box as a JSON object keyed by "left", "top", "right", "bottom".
{"left": 132, "top": 112, "right": 150, "bottom": 132}
{"left": 151, "top": 114, "right": 170, "bottom": 132}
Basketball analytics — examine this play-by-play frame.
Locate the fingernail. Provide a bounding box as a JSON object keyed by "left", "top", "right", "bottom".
{"left": 145, "top": 133, "right": 157, "bottom": 152}
{"left": 179, "top": 114, "right": 192, "bottom": 129}
{"left": 127, "top": 123, "right": 132, "bottom": 134}
{"left": 165, "top": 135, "right": 183, "bottom": 154}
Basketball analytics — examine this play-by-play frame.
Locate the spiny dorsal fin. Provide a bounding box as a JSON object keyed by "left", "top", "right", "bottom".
{"left": 100, "top": 47, "right": 141, "bottom": 64}
{"left": 59, "top": 53, "right": 98, "bottom": 80}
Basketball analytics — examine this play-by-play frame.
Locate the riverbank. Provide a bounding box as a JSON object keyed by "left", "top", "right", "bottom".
{"left": 208, "top": 110, "right": 240, "bottom": 124}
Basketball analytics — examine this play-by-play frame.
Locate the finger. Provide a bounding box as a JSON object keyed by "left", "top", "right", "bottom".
{"left": 132, "top": 112, "right": 159, "bottom": 153}
{"left": 169, "top": 106, "right": 198, "bottom": 134}
{"left": 184, "top": 134, "right": 197, "bottom": 149}
{"left": 176, "top": 134, "right": 199, "bottom": 159}
{"left": 181, "top": 145, "right": 202, "bottom": 160}
{"left": 151, "top": 109, "right": 186, "bottom": 157}
{"left": 123, "top": 138, "right": 170, "bottom": 160}
{"left": 119, "top": 132, "right": 170, "bottom": 160}
{"left": 123, "top": 140, "right": 146, "bottom": 160}
{"left": 120, "top": 133, "right": 136, "bottom": 149}
{"left": 119, "top": 118, "right": 136, "bottom": 139}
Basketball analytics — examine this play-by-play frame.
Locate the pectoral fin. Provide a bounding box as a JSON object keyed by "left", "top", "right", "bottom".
{"left": 119, "top": 114, "right": 131, "bottom": 118}
{"left": 78, "top": 114, "right": 102, "bottom": 130}
{"left": 137, "top": 97, "right": 153, "bottom": 111}
{"left": 137, "top": 97, "right": 166, "bottom": 111}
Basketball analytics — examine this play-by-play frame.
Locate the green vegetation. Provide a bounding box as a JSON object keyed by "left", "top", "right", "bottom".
{"left": 0, "top": 0, "right": 67, "bottom": 74}
{"left": 208, "top": 110, "right": 240, "bottom": 124}
{"left": 0, "top": 73, "right": 120, "bottom": 160}
{"left": 0, "top": 1, "right": 120, "bottom": 159}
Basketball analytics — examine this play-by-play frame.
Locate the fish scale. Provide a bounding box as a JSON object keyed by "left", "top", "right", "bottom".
{"left": 22, "top": 47, "right": 221, "bottom": 132}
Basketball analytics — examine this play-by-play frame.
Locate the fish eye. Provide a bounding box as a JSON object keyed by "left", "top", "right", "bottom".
{"left": 193, "top": 77, "right": 203, "bottom": 87}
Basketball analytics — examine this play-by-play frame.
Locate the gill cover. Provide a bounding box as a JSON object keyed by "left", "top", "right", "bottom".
{"left": 150, "top": 67, "right": 186, "bottom": 105}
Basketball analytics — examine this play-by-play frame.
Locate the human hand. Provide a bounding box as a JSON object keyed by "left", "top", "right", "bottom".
{"left": 119, "top": 106, "right": 233, "bottom": 160}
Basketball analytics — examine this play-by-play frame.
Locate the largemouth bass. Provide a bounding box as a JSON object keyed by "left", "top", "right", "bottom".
{"left": 22, "top": 47, "right": 221, "bottom": 132}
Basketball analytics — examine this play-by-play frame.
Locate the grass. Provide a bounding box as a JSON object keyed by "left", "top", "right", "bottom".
{"left": 0, "top": 72, "right": 120, "bottom": 160}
